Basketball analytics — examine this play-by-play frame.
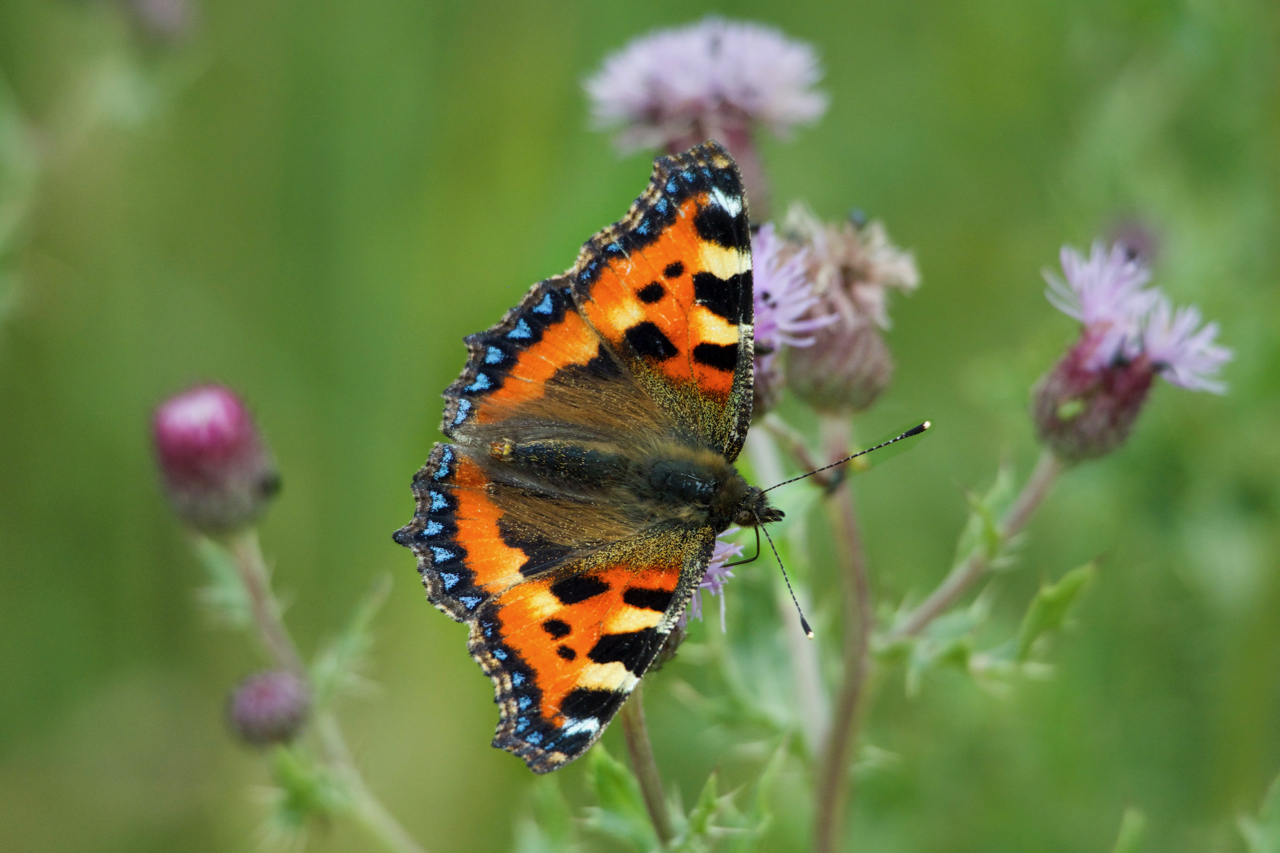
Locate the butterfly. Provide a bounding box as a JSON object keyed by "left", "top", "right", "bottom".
{"left": 394, "top": 141, "right": 782, "bottom": 773}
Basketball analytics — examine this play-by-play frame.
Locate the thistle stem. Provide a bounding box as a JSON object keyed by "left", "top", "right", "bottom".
{"left": 888, "top": 449, "right": 1064, "bottom": 641}
{"left": 746, "top": 428, "right": 830, "bottom": 753}
{"left": 226, "top": 529, "right": 306, "bottom": 677}
{"left": 813, "top": 416, "right": 874, "bottom": 853}
{"left": 620, "top": 684, "right": 675, "bottom": 847}
{"left": 223, "top": 529, "right": 428, "bottom": 853}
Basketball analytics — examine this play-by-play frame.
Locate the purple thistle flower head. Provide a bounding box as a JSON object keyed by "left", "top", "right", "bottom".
{"left": 681, "top": 533, "right": 744, "bottom": 631}
{"left": 1043, "top": 241, "right": 1157, "bottom": 370}
{"left": 1142, "top": 297, "right": 1232, "bottom": 393}
{"left": 753, "top": 224, "right": 837, "bottom": 366}
{"left": 751, "top": 223, "right": 838, "bottom": 415}
{"left": 1034, "top": 240, "right": 1232, "bottom": 461}
{"left": 585, "top": 17, "right": 828, "bottom": 154}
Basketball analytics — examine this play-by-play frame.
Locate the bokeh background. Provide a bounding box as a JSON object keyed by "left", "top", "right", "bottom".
{"left": 1, "top": 1, "right": 1277, "bottom": 851}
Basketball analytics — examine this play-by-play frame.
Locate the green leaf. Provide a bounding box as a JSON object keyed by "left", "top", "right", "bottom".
{"left": 904, "top": 594, "right": 990, "bottom": 695}
{"left": 512, "top": 777, "right": 579, "bottom": 853}
{"left": 1110, "top": 807, "right": 1145, "bottom": 853}
{"left": 953, "top": 466, "right": 1016, "bottom": 566}
{"left": 193, "top": 535, "right": 251, "bottom": 628}
{"left": 1240, "top": 774, "right": 1280, "bottom": 853}
{"left": 264, "top": 747, "right": 348, "bottom": 846}
{"left": 581, "top": 746, "right": 657, "bottom": 852}
{"left": 681, "top": 770, "right": 721, "bottom": 846}
{"left": 310, "top": 574, "right": 392, "bottom": 707}
{"left": 1016, "top": 562, "right": 1096, "bottom": 661}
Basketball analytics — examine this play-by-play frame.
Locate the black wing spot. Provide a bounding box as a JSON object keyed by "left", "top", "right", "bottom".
{"left": 694, "top": 202, "right": 745, "bottom": 249}
{"left": 692, "top": 342, "right": 739, "bottom": 372}
{"left": 637, "top": 282, "right": 665, "bottom": 304}
{"left": 622, "top": 587, "right": 674, "bottom": 612}
{"left": 693, "top": 272, "right": 745, "bottom": 323}
{"left": 543, "top": 619, "right": 571, "bottom": 639}
{"left": 549, "top": 574, "right": 610, "bottom": 605}
{"left": 560, "top": 687, "right": 625, "bottom": 721}
{"left": 663, "top": 261, "right": 684, "bottom": 279}
{"left": 587, "top": 628, "right": 662, "bottom": 674}
{"left": 624, "top": 321, "right": 679, "bottom": 362}
{"left": 557, "top": 646, "right": 577, "bottom": 661}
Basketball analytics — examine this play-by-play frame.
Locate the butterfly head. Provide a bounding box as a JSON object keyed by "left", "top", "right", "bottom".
{"left": 733, "top": 485, "right": 784, "bottom": 528}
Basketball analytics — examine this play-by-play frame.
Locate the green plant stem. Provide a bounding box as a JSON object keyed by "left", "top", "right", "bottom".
{"left": 813, "top": 416, "right": 875, "bottom": 853}
{"left": 224, "top": 529, "right": 428, "bottom": 853}
{"left": 745, "top": 428, "right": 830, "bottom": 753}
{"left": 888, "top": 449, "right": 1064, "bottom": 641}
{"left": 226, "top": 529, "right": 306, "bottom": 676}
{"left": 620, "top": 683, "right": 675, "bottom": 848}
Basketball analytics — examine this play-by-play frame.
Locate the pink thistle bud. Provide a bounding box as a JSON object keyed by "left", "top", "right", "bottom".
{"left": 228, "top": 670, "right": 311, "bottom": 747}
{"left": 152, "top": 384, "right": 280, "bottom": 533}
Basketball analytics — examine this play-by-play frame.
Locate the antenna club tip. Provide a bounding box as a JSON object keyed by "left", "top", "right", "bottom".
{"left": 800, "top": 617, "right": 814, "bottom": 638}
{"left": 922, "top": 420, "right": 932, "bottom": 430}
{"left": 805, "top": 630, "right": 815, "bottom": 640}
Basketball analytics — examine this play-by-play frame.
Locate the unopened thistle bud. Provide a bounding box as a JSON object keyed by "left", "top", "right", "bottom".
{"left": 152, "top": 384, "right": 280, "bottom": 533}
{"left": 228, "top": 670, "right": 311, "bottom": 747}
{"left": 1033, "top": 241, "right": 1232, "bottom": 462}
{"left": 781, "top": 206, "right": 919, "bottom": 413}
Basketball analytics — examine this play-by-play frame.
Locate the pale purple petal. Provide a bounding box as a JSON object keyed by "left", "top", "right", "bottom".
{"left": 586, "top": 18, "right": 828, "bottom": 151}
{"left": 683, "top": 532, "right": 744, "bottom": 631}
{"left": 1044, "top": 241, "right": 1157, "bottom": 368}
{"left": 1142, "top": 297, "right": 1233, "bottom": 393}
{"left": 752, "top": 223, "right": 837, "bottom": 365}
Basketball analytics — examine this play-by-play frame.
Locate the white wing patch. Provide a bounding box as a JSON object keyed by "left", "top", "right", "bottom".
{"left": 709, "top": 186, "right": 744, "bottom": 218}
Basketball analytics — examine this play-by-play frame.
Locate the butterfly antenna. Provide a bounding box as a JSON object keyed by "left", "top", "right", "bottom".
{"left": 763, "top": 421, "right": 931, "bottom": 494}
{"left": 755, "top": 511, "right": 813, "bottom": 639}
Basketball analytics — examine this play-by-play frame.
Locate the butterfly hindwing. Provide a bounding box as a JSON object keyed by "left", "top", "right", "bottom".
{"left": 397, "top": 141, "right": 755, "bottom": 773}
{"left": 477, "top": 525, "right": 716, "bottom": 773}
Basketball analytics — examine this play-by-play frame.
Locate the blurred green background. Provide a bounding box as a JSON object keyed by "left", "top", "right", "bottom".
{"left": 1, "top": 0, "right": 1277, "bottom": 851}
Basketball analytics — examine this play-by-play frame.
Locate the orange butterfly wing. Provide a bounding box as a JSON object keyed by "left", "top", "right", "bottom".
{"left": 396, "top": 142, "right": 753, "bottom": 772}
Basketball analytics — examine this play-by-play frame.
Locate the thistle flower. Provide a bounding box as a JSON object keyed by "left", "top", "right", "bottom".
{"left": 1033, "top": 241, "right": 1232, "bottom": 461}
{"left": 585, "top": 17, "right": 828, "bottom": 213}
{"left": 1142, "top": 297, "right": 1232, "bottom": 393}
{"left": 751, "top": 223, "right": 837, "bottom": 415}
{"left": 586, "top": 17, "right": 827, "bottom": 152}
{"left": 682, "top": 534, "right": 745, "bottom": 631}
{"left": 781, "top": 205, "right": 920, "bottom": 413}
{"left": 1042, "top": 241, "right": 1156, "bottom": 371}
{"left": 153, "top": 384, "right": 280, "bottom": 533}
{"left": 228, "top": 670, "right": 311, "bottom": 746}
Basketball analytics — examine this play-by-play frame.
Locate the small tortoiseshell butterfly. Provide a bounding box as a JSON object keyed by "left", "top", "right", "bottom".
{"left": 394, "top": 142, "right": 781, "bottom": 773}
